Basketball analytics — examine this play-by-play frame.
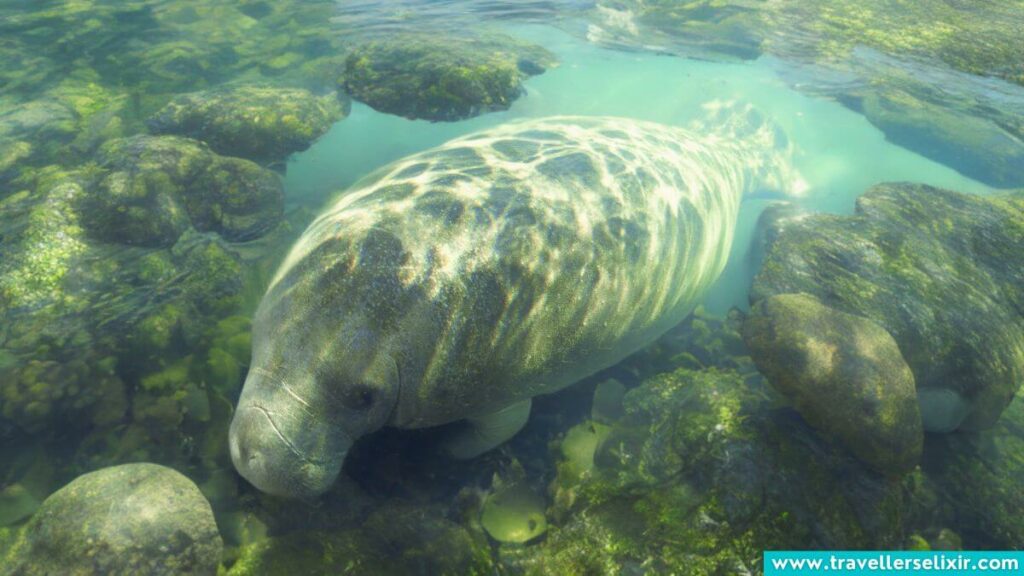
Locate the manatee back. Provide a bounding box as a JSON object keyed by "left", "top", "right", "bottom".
{"left": 269, "top": 116, "right": 769, "bottom": 428}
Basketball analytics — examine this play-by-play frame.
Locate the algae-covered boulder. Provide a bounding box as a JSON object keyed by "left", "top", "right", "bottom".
{"left": 148, "top": 85, "right": 349, "bottom": 164}
{"left": 588, "top": 0, "right": 1024, "bottom": 188}
{"left": 743, "top": 292, "right": 923, "bottom": 474}
{"left": 847, "top": 85, "right": 1024, "bottom": 189}
{"left": 341, "top": 33, "right": 557, "bottom": 122}
{"left": 226, "top": 502, "right": 493, "bottom": 576}
{"left": 0, "top": 166, "right": 252, "bottom": 436}
{"left": 83, "top": 135, "right": 283, "bottom": 246}
{"left": 752, "top": 183, "right": 1024, "bottom": 431}
{"left": 527, "top": 364, "right": 912, "bottom": 574}
{"left": 5, "top": 463, "right": 221, "bottom": 576}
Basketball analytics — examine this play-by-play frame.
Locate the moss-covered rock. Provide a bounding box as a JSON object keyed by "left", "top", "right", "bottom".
{"left": 226, "top": 501, "right": 493, "bottom": 576}
{"left": 83, "top": 135, "right": 283, "bottom": 247}
{"left": 4, "top": 463, "right": 222, "bottom": 576}
{"left": 148, "top": 84, "right": 348, "bottom": 164}
{"left": 0, "top": 165, "right": 254, "bottom": 439}
{"left": 589, "top": 0, "right": 1024, "bottom": 187}
{"left": 753, "top": 183, "right": 1024, "bottom": 432}
{"left": 595, "top": 0, "right": 1024, "bottom": 87}
{"left": 524, "top": 365, "right": 914, "bottom": 574}
{"left": 341, "top": 32, "right": 557, "bottom": 122}
{"left": 743, "top": 293, "right": 922, "bottom": 475}
{"left": 844, "top": 81, "right": 1024, "bottom": 189}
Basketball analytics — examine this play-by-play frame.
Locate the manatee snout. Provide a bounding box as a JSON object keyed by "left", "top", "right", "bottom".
{"left": 229, "top": 377, "right": 350, "bottom": 499}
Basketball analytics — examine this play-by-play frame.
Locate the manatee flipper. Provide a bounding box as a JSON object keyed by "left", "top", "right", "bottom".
{"left": 443, "top": 399, "right": 532, "bottom": 459}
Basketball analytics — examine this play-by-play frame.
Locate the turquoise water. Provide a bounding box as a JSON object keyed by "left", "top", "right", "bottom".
{"left": 3, "top": 1, "right": 1024, "bottom": 572}
{"left": 287, "top": 25, "right": 991, "bottom": 313}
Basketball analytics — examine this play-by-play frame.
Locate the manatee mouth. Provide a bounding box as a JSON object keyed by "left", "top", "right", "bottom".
{"left": 229, "top": 404, "right": 348, "bottom": 499}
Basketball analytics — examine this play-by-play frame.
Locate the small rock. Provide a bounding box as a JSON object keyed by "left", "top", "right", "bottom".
{"left": 341, "top": 32, "right": 557, "bottom": 122}
{"left": 5, "top": 463, "right": 222, "bottom": 576}
{"left": 743, "top": 292, "right": 923, "bottom": 475}
{"left": 148, "top": 85, "right": 348, "bottom": 164}
{"left": 82, "top": 135, "right": 283, "bottom": 246}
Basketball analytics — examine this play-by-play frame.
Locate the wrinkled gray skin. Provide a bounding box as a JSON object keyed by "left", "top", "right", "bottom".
{"left": 230, "top": 111, "right": 799, "bottom": 498}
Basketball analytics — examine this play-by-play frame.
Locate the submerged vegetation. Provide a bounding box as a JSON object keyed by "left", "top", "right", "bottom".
{"left": 0, "top": 0, "right": 1023, "bottom": 574}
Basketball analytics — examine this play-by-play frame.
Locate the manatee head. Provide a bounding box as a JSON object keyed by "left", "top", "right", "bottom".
{"left": 229, "top": 263, "right": 400, "bottom": 499}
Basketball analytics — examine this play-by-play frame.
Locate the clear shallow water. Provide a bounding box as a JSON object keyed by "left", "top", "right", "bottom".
{"left": 286, "top": 24, "right": 992, "bottom": 313}
{"left": 3, "top": 1, "right": 1024, "bottom": 571}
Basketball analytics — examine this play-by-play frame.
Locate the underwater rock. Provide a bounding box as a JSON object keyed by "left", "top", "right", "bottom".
{"left": 752, "top": 182, "right": 1024, "bottom": 431}
{"left": 341, "top": 32, "right": 557, "bottom": 121}
{"left": 5, "top": 463, "right": 221, "bottom": 576}
{"left": 226, "top": 501, "right": 493, "bottom": 575}
{"left": 148, "top": 85, "right": 349, "bottom": 165}
{"left": 590, "top": 1, "right": 1024, "bottom": 189}
{"left": 621, "top": 306, "right": 757, "bottom": 381}
{"left": 847, "top": 87, "right": 1024, "bottom": 189}
{"left": 0, "top": 166, "right": 251, "bottom": 439}
{"left": 0, "top": 100, "right": 78, "bottom": 146}
{"left": 0, "top": 100, "right": 78, "bottom": 188}
{"left": 531, "top": 365, "right": 911, "bottom": 573}
{"left": 82, "top": 135, "right": 284, "bottom": 247}
{"left": 0, "top": 77, "right": 139, "bottom": 188}
{"left": 595, "top": 0, "right": 1024, "bottom": 87}
{"left": 743, "top": 292, "right": 923, "bottom": 475}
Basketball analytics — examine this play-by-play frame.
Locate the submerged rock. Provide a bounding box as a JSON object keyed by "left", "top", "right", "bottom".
{"left": 589, "top": 1, "right": 1024, "bottom": 188}
{"left": 528, "top": 365, "right": 912, "bottom": 574}
{"left": 148, "top": 85, "right": 349, "bottom": 165}
{"left": 752, "top": 183, "right": 1024, "bottom": 431}
{"left": 226, "top": 502, "right": 492, "bottom": 575}
{"left": 0, "top": 165, "right": 258, "bottom": 439}
{"left": 847, "top": 85, "right": 1024, "bottom": 188}
{"left": 743, "top": 292, "right": 923, "bottom": 474}
{"left": 341, "top": 33, "right": 557, "bottom": 122}
{"left": 83, "top": 135, "right": 284, "bottom": 247}
{"left": 5, "top": 463, "right": 221, "bottom": 576}
{"left": 594, "top": 0, "right": 1024, "bottom": 88}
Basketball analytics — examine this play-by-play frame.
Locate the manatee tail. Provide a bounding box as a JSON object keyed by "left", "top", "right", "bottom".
{"left": 690, "top": 99, "right": 808, "bottom": 199}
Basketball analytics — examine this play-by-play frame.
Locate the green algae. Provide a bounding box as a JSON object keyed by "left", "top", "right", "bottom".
{"left": 753, "top": 183, "right": 1024, "bottom": 431}
{"left": 743, "top": 293, "right": 923, "bottom": 475}
{"left": 148, "top": 85, "right": 348, "bottom": 164}
{"left": 341, "top": 32, "right": 557, "bottom": 121}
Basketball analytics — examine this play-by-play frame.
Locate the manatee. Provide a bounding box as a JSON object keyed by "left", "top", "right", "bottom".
{"left": 229, "top": 104, "right": 802, "bottom": 498}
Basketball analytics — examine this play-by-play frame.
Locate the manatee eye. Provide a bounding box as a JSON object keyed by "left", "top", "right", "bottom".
{"left": 339, "top": 384, "right": 376, "bottom": 411}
